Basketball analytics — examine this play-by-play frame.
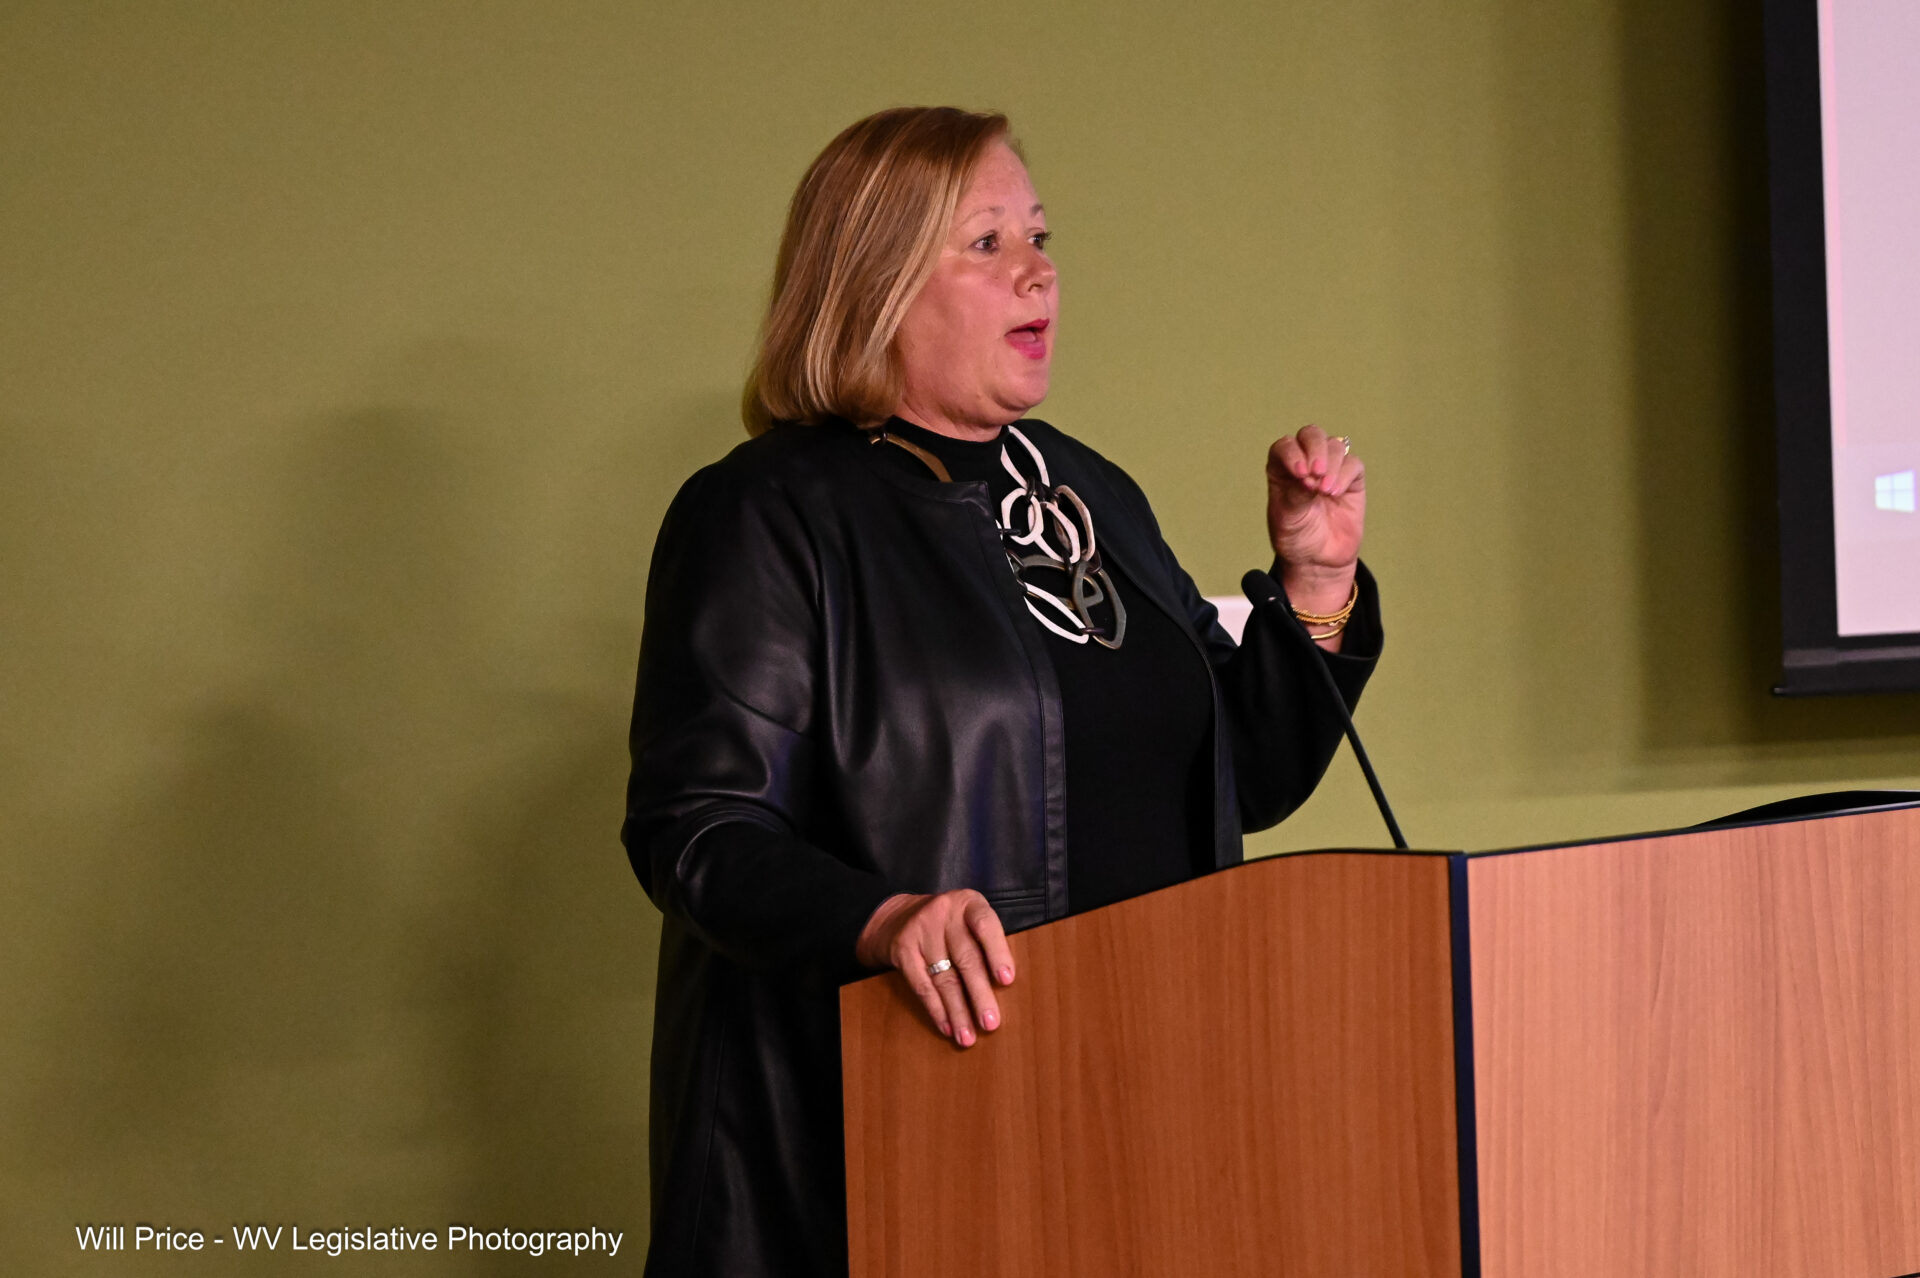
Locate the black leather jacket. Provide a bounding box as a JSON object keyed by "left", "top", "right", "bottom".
{"left": 622, "top": 417, "right": 1380, "bottom": 1276}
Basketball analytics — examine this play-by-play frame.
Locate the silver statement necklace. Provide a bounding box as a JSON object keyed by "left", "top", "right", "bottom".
{"left": 867, "top": 421, "right": 1127, "bottom": 649}
{"left": 995, "top": 425, "right": 1127, "bottom": 649}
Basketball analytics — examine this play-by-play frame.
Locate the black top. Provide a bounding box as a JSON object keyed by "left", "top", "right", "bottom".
{"left": 875, "top": 417, "right": 1213, "bottom": 913}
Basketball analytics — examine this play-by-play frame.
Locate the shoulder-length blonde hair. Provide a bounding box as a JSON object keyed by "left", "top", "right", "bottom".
{"left": 743, "top": 107, "right": 1015, "bottom": 435}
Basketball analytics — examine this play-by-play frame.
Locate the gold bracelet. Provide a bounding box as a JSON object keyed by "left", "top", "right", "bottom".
{"left": 1296, "top": 603, "right": 1354, "bottom": 627}
{"left": 1291, "top": 579, "right": 1358, "bottom": 627}
{"left": 1305, "top": 621, "right": 1347, "bottom": 641}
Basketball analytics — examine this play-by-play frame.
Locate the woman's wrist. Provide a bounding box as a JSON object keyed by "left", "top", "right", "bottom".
{"left": 1278, "top": 562, "right": 1357, "bottom": 617}
{"left": 854, "top": 893, "right": 924, "bottom": 968}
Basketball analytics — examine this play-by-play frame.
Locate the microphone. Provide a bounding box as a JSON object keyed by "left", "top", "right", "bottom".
{"left": 1241, "top": 570, "right": 1408, "bottom": 850}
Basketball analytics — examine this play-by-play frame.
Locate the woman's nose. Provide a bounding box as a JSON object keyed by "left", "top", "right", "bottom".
{"left": 1019, "top": 246, "right": 1056, "bottom": 292}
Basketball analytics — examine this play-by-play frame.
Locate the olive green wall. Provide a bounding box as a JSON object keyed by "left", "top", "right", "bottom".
{"left": 5, "top": 1, "right": 1918, "bottom": 1271}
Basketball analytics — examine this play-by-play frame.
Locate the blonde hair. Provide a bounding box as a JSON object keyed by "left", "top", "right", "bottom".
{"left": 743, "top": 107, "right": 1015, "bottom": 435}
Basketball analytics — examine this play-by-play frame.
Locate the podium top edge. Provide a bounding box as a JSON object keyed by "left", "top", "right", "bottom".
{"left": 1462, "top": 795, "right": 1920, "bottom": 861}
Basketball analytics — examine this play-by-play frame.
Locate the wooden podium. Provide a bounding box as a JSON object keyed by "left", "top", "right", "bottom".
{"left": 841, "top": 805, "right": 1920, "bottom": 1277}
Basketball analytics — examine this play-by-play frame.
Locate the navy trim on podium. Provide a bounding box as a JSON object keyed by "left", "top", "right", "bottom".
{"left": 1448, "top": 853, "right": 1483, "bottom": 1278}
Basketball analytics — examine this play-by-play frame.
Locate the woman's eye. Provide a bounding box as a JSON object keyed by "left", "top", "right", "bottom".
{"left": 973, "top": 232, "right": 998, "bottom": 251}
{"left": 1032, "top": 231, "right": 1052, "bottom": 251}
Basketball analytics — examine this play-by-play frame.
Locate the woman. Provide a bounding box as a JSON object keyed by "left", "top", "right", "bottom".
{"left": 623, "top": 107, "right": 1379, "bottom": 1276}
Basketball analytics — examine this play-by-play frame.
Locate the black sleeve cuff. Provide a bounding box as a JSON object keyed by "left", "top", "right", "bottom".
{"left": 1266, "top": 557, "right": 1384, "bottom": 674}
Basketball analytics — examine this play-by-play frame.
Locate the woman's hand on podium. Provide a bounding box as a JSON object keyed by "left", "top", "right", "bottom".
{"left": 857, "top": 890, "right": 1016, "bottom": 1048}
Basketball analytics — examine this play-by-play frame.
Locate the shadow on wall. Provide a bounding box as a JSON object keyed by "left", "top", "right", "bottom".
{"left": 1617, "top": 0, "right": 1920, "bottom": 761}
{"left": 13, "top": 347, "right": 667, "bottom": 1273}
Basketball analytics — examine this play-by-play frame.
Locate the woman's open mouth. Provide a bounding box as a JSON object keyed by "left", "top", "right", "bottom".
{"left": 1006, "top": 318, "right": 1050, "bottom": 359}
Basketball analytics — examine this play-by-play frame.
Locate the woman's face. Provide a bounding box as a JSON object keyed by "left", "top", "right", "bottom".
{"left": 894, "top": 143, "right": 1057, "bottom": 440}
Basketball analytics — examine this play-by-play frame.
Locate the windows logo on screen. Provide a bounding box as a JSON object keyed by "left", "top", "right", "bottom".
{"left": 1875, "top": 470, "right": 1916, "bottom": 513}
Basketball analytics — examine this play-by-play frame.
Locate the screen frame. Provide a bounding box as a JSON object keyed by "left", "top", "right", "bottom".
{"left": 1765, "top": 0, "right": 1920, "bottom": 694}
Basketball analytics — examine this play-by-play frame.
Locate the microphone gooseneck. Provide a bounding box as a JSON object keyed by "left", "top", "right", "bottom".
{"left": 1241, "top": 570, "right": 1409, "bottom": 850}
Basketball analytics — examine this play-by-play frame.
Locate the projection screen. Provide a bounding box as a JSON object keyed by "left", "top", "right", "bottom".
{"left": 1768, "top": 0, "right": 1920, "bottom": 694}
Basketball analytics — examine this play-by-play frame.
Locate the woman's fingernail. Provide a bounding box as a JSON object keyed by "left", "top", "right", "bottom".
{"left": 982, "top": 1009, "right": 999, "bottom": 1030}
{"left": 957, "top": 1027, "right": 974, "bottom": 1047}
{"left": 939, "top": 1021, "right": 951, "bottom": 1038}
{"left": 997, "top": 966, "right": 1014, "bottom": 984}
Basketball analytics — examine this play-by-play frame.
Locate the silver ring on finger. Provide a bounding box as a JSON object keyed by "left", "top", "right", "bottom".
{"left": 1337, "top": 435, "right": 1353, "bottom": 454}
{"left": 926, "top": 958, "right": 953, "bottom": 977}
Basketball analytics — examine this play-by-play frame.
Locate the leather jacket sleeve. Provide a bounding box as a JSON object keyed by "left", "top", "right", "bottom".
{"left": 622, "top": 461, "right": 895, "bottom": 975}
{"left": 1211, "top": 560, "right": 1381, "bottom": 832}
{"left": 1100, "top": 462, "right": 1383, "bottom": 835}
